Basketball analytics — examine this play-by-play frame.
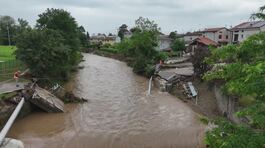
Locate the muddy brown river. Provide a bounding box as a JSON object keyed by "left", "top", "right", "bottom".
{"left": 8, "top": 54, "right": 205, "bottom": 148}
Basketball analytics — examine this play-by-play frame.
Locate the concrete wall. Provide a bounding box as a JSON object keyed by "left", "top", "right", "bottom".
{"left": 157, "top": 39, "right": 172, "bottom": 51}
{"left": 214, "top": 85, "right": 241, "bottom": 123}
{"left": 183, "top": 35, "right": 201, "bottom": 43}
{"left": 232, "top": 28, "right": 261, "bottom": 43}
{"left": 202, "top": 28, "right": 231, "bottom": 44}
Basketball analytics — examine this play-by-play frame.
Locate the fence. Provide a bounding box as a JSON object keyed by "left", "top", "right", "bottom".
{"left": 0, "top": 60, "right": 25, "bottom": 82}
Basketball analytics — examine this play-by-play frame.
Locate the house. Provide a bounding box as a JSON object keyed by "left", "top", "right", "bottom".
{"left": 90, "top": 34, "right": 118, "bottom": 45}
{"left": 157, "top": 35, "right": 173, "bottom": 51}
{"left": 183, "top": 31, "right": 203, "bottom": 43}
{"left": 188, "top": 37, "right": 218, "bottom": 54}
{"left": 202, "top": 27, "right": 231, "bottom": 45}
{"left": 231, "top": 21, "right": 265, "bottom": 43}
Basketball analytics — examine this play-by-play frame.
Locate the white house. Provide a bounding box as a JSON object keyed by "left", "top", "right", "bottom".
{"left": 202, "top": 27, "right": 231, "bottom": 45}
{"left": 231, "top": 21, "right": 265, "bottom": 43}
{"left": 157, "top": 35, "right": 173, "bottom": 51}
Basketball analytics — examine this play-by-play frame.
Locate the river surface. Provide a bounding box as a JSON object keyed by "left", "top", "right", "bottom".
{"left": 8, "top": 54, "right": 205, "bottom": 148}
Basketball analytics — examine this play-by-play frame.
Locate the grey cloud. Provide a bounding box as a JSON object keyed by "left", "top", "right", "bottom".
{"left": 0, "top": 0, "right": 263, "bottom": 34}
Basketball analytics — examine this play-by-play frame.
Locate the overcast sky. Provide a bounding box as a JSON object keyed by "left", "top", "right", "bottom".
{"left": 0, "top": 0, "right": 264, "bottom": 34}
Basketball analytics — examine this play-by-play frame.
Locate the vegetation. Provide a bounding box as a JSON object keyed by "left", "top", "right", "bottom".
{"left": 171, "top": 38, "right": 185, "bottom": 52}
{"left": 0, "top": 45, "right": 16, "bottom": 61}
{"left": 191, "top": 46, "right": 211, "bottom": 79}
{"left": 204, "top": 31, "right": 265, "bottom": 148}
{"left": 115, "top": 17, "right": 165, "bottom": 77}
{"left": 118, "top": 24, "right": 129, "bottom": 41}
{"left": 169, "top": 31, "right": 177, "bottom": 40}
{"left": 251, "top": 5, "right": 265, "bottom": 20}
{"left": 15, "top": 8, "right": 83, "bottom": 81}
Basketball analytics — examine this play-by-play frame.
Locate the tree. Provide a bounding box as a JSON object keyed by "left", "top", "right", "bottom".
{"left": 191, "top": 46, "right": 211, "bottom": 79}
{"left": 15, "top": 29, "right": 73, "bottom": 80}
{"left": 135, "top": 17, "right": 160, "bottom": 33}
{"left": 204, "top": 32, "right": 265, "bottom": 147}
{"left": 251, "top": 5, "right": 265, "bottom": 20}
{"left": 0, "top": 15, "right": 16, "bottom": 45}
{"left": 169, "top": 31, "right": 177, "bottom": 40}
{"left": 171, "top": 38, "right": 185, "bottom": 52}
{"left": 36, "top": 8, "right": 81, "bottom": 65}
{"left": 117, "top": 17, "right": 161, "bottom": 76}
{"left": 118, "top": 24, "right": 128, "bottom": 41}
{"left": 78, "top": 26, "right": 88, "bottom": 47}
{"left": 16, "top": 18, "right": 31, "bottom": 33}
{"left": 36, "top": 8, "right": 80, "bottom": 49}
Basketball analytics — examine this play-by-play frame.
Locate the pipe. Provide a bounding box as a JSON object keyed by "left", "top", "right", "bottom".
{"left": 0, "top": 98, "right": 25, "bottom": 145}
{"left": 147, "top": 76, "right": 153, "bottom": 95}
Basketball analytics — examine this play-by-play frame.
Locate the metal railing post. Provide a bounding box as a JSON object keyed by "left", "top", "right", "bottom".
{"left": 0, "top": 98, "right": 25, "bottom": 145}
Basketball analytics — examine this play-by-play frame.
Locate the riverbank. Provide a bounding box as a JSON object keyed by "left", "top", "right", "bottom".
{"left": 93, "top": 50, "right": 220, "bottom": 120}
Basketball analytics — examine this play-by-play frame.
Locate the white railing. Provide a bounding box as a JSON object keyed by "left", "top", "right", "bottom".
{"left": 0, "top": 98, "right": 25, "bottom": 145}
{"left": 147, "top": 76, "right": 153, "bottom": 95}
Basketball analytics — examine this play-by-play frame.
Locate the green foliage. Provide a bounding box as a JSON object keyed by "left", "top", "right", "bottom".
{"left": 192, "top": 46, "right": 211, "bottom": 79}
{"left": 0, "top": 45, "right": 16, "bottom": 61}
{"left": 135, "top": 17, "right": 161, "bottom": 33}
{"left": 169, "top": 31, "right": 177, "bottom": 40}
{"left": 15, "top": 29, "right": 73, "bottom": 80}
{"left": 36, "top": 8, "right": 80, "bottom": 49}
{"left": 204, "top": 32, "right": 265, "bottom": 97}
{"left": 116, "top": 17, "right": 161, "bottom": 77}
{"left": 205, "top": 119, "right": 265, "bottom": 148}
{"left": 204, "top": 31, "right": 265, "bottom": 147}
{"left": 0, "top": 16, "right": 31, "bottom": 45}
{"left": 171, "top": 38, "right": 185, "bottom": 52}
{"left": 100, "top": 48, "right": 119, "bottom": 54}
{"left": 251, "top": 5, "right": 265, "bottom": 20}
{"left": 118, "top": 24, "right": 128, "bottom": 41}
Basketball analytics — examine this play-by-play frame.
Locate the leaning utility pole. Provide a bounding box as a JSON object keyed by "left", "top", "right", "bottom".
{"left": 7, "top": 25, "right": 11, "bottom": 46}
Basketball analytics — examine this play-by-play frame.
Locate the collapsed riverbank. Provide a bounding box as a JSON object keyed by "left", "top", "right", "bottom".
{"left": 93, "top": 50, "right": 220, "bottom": 120}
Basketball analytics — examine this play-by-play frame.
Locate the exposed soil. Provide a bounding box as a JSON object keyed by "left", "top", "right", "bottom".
{"left": 170, "top": 79, "right": 220, "bottom": 119}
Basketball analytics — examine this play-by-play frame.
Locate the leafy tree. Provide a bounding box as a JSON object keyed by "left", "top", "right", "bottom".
{"left": 16, "top": 18, "right": 31, "bottom": 33}
{"left": 135, "top": 17, "right": 160, "bottom": 33}
{"left": 117, "top": 17, "right": 161, "bottom": 76}
{"left": 251, "top": 5, "right": 265, "bottom": 20}
{"left": 15, "top": 29, "right": 72, "bottom": 80}
{"left": 204, "top": 32, "right": 265, "bottom": 147}
{"left": 169, "top": 31, "right": 177, "bottom": 40}
{"left": 36, "top": 8, "right": 81, "bottom": 65}
{"left": 191, "top": 46, "right": 211, "bottom": 79}
{"left": 78, "top": 26, "right": 88, "bottom": 47}
{"left": 171, "top": 38, "right": 185, "bottom": 52}
{"left": 118, "top": 24, "right": 128, "bottom": 41}
{"left": 36, "top": 8, "right": 80, "bottom": 49}
{"left": 0, "top": 15, "right": 16, "bottom": 45}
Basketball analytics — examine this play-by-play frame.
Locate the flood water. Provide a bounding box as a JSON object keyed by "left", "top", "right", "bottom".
{"left": 8, "top": 54, "right": 205, "bottom": 148}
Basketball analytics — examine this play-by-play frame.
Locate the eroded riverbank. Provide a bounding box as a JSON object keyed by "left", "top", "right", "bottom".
{"left": 7, "top": 54, "right": 205, "bottom": 148}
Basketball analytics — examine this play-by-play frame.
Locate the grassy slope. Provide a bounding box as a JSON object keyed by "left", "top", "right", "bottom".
{"left": 0, "top": 45, "right": 16, "bottom": 62}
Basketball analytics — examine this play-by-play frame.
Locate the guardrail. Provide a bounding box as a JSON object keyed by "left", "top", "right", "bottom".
{"left": 0, "top": 98, "right": 25, "bottom": 145}
{"left": 147, "top": 76, "right": 153, "bottom": 95}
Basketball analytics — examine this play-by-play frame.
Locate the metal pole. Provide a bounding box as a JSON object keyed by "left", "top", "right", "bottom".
{"left": 7, "top": 25, "right": 11, "bottom": 46}
{"left": 0, "top": 98, "right": 25, "bottom": 145}
{"left": 148, "top": 76, "right": 153, "bottom": 95}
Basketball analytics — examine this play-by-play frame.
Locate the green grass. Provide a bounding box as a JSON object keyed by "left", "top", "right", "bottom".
{"left": 0, "top": 45, "right": 16, "bottom": 62}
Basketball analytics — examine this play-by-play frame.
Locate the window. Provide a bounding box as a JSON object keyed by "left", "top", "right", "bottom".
{"left": 219, "top": 35, "right": 222, "bottom": 39}
{"left": 242, "top": 30, "right": 244, "bottom": 32}
{"left": 226, "top": 35, "right": 228, "bottom": 39}
{"left": 235, "top": 31, "right": 239, "bottom": 33}
{"left": 219, "top": 31, "right": 223, "bottom": 33}
{"left": 234, "top": 34, "right": 239, "bottom": 42}
{"left": 241, "top": 34, "right": 244, "bottom": 39}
